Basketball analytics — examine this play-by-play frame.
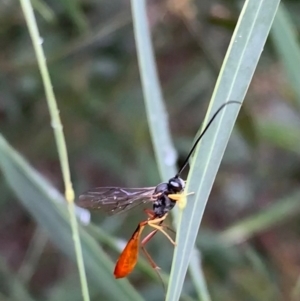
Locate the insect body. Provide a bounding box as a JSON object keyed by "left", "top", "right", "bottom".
{"left": 79, "top": 175, "right": 186, "bottom": 278}
{"left": 78, "top": 101, "right": 240, "bottom": 278}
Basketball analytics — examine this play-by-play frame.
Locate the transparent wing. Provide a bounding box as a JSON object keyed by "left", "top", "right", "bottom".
{"left": 78, "top": 186, "right": 156, "bottom": 215}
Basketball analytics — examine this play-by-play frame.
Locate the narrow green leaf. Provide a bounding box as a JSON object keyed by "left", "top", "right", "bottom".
{"left": 0, "top": 256, "right": 36, "bottom": 301}
{"left": 166, "top": 1, "right": 280, "bottom": 300}
{"left": 131, "top": 0, "right": 212, "bottom": 298}
{"left": 271, "top": 3, "right": 300, "bottom": 106}
{"left": 221, "top": 191, "right": 300, "bottom": 244}
{"left": 19, "top": 1, "right": 90, "bottom": 298}
{"left": 130, "top": 0, "right": 177, "bottom": 181}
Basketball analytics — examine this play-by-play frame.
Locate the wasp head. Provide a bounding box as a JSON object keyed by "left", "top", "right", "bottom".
{"left": 168, "top": 176, "right": 185, "bottom": 193}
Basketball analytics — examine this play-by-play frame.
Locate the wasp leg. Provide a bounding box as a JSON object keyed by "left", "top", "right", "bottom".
{"left": 162, "top": 224, "right": 175, "bottom": 234}
{"left": 140, "top": 230, "right": 159, "bottom": 269}
{"left": 168, "top": 192, "right": 194, "bottom": 209}
{"left": 143, "top": 209, "right": 175, "bottom": 233}
{"left": 140, "top": 230, "right": 166, "bottom": 293}
{"left": 144, "top": 209, "right": 156, "bottom": 219}
{"left": 147, "top": 215, "right": 176, "bottom": 246}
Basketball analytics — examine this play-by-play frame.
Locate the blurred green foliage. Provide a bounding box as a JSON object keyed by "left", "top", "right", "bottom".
{"left": 1, "top": 1, "right": 300, "bottom": 301}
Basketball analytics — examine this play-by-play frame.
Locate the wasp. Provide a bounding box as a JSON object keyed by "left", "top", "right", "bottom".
{"left": 78, "top": 101, "right": 240, "bottom": 278}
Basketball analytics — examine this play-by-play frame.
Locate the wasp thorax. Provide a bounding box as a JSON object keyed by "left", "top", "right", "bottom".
{"left": 168, "top": 176, "right": 185, "bottom": 193}
{"left": 154, "top": 182, "right": 169, "bottom": 194}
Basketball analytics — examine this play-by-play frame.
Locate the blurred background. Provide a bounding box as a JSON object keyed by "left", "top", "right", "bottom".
{"left": 1, "top": 0, "right": 300, "bottom": 300}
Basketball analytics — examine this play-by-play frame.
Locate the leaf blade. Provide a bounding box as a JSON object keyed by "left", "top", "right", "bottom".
{"left": 0, "top": 134, "right": 144, "bottom": 301}
{"left": 166, "top": 1, "right": 281, "bottom": 300}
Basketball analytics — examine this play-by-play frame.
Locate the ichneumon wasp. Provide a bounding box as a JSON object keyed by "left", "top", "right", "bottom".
{"left": 78, "top": 101, "right": 240, "bottom": 278}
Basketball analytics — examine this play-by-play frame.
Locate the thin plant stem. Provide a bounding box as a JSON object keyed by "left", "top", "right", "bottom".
{"left": 19, "top": 1, "right": 90, "bottom": 300}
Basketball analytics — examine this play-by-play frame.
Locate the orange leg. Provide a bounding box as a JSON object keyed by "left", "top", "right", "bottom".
{"left": 147, "top": 215, "right": 176, "bottom": 246}
{"left": 144, "top": 208, "right": 156, "bottom": 218}
{"left": 140, "top": 229, "right": 159, "bottom": 269}
{"left": 141, "top": 228, "right": 167, "bottom": 293}
{"left": 140, "top": 222, "right": 175, "bottom": 269}
{"left": 138, "top": 214, "right": 175, "bottom": 270}
{"left": 144, "top": 209, "right": 175, "bottom": 233}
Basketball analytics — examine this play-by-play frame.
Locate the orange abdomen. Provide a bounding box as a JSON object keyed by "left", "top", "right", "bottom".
{"left": 114, "top": 229, "right": 141, "bottom": 278}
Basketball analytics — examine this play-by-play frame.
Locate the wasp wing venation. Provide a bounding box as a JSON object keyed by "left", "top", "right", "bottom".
{"left": 78, "top": 187, "right": 156, "bottom": 215}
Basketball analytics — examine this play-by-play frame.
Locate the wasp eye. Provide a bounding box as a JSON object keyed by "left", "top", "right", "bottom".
{"left": 170, "top": 180, "right": 180, "bottom": 187}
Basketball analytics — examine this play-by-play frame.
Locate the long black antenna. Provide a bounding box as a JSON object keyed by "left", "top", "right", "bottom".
{"left": 175, "top": 100, "right": 241, "bottom": 177}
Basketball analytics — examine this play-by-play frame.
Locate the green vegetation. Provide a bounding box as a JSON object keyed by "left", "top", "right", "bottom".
{"left": 1, "top": 1, "right": 300, "bottom": 301}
